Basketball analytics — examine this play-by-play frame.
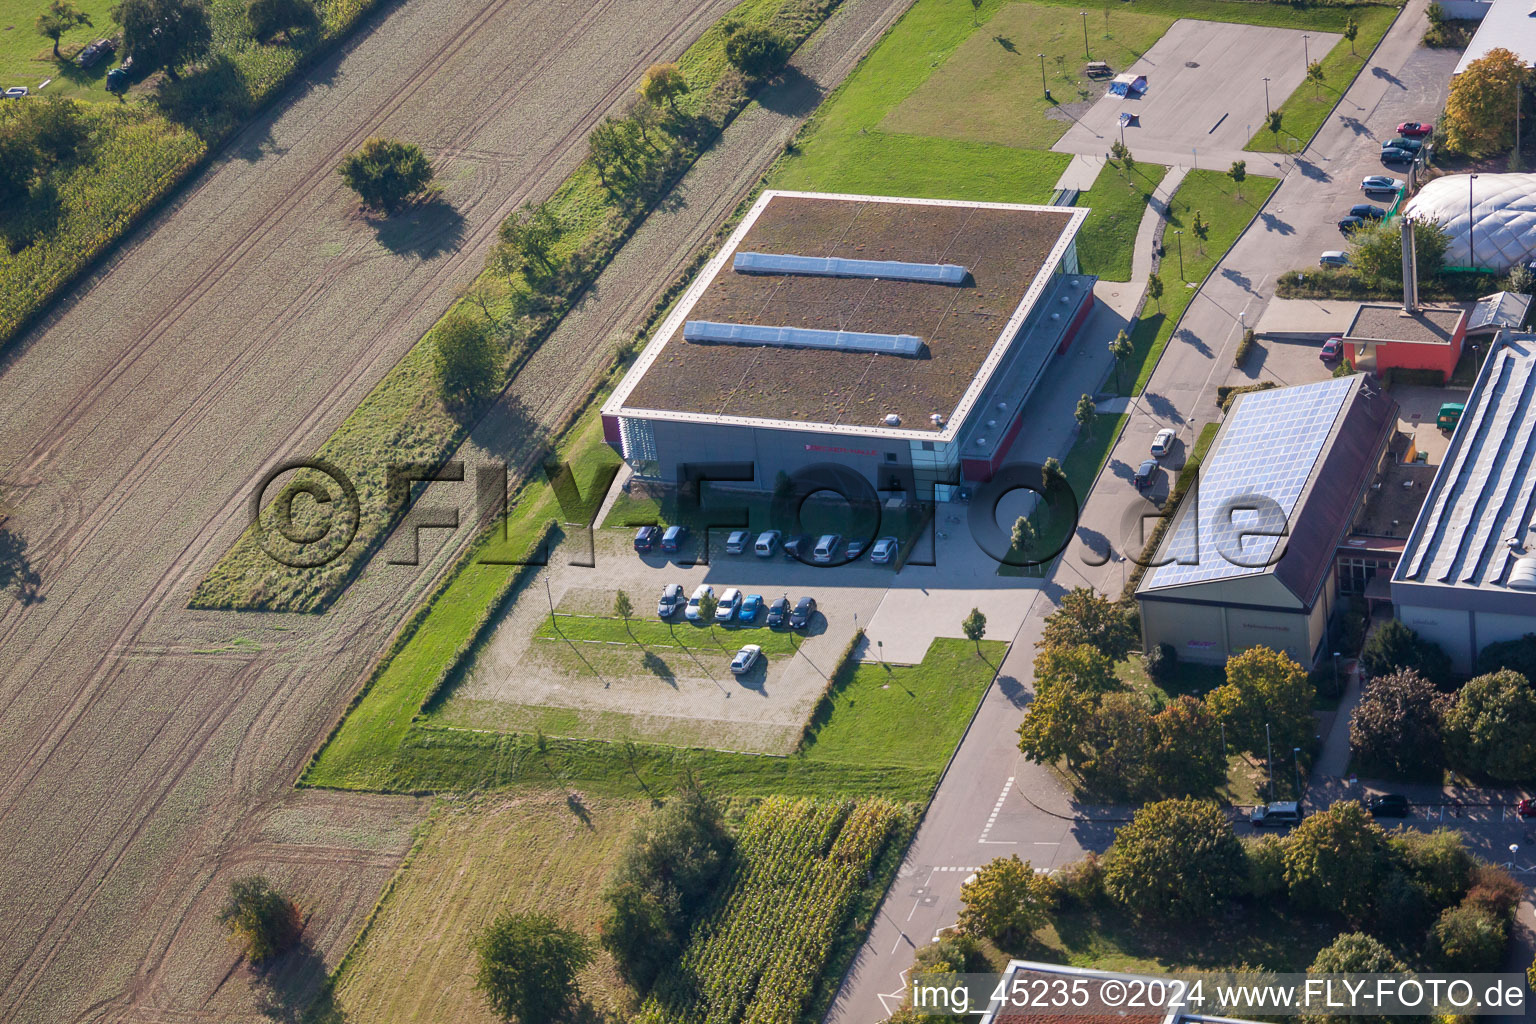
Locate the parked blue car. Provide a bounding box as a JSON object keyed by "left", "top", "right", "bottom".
{"left": 740, "top": 594, "right": 763, "bottom": 622}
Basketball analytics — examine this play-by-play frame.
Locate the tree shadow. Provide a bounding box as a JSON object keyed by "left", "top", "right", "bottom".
{"left": 1258, "top": 210, "right": 1294, "bottom": 235}
{"left": 370, "top": 196, "right": 466, "bottom": 260}
{"left": 1173, "top": 326, "right": 1210, "bottom": 358}
{"left": 995, "top": 673, "right": 1031, "bottom": 709}
{"left": 566, "top": 791, "right": 594, "bottom": 829}
{"left": 1220, "top": 267, "right": 1256, "bottom": 295}
{"left": 1293, "top": 157, "right": 1330, "bottom": 183}
{"left": 756, "top": 65, "right": 822, "bottom": 117}
{"left": 641, "top": 650, "right": 677, "bottom": 687}
{"left": 1370, "top": 65, "right": 1405, "bottom": 89}
{"left": 0, "top": 529, "right": 43, "bottom": 605}
{"left": 994, "top": 35, "right": 1018, "bottom": 54}
{"left": 1336, "top": 115, "right": 1372, "bottom": 138}
{"left": 1142, "top": 391, "right": 1184, "bottom": 425}
{"left": 250, "top": 935, "right": 334, "bottom": 1024}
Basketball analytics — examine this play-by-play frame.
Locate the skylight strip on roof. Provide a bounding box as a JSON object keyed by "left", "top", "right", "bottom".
{"left": 1456, "top": 360, "right": 1536, "bottom": 584}
{"left": 682, "top": 320, "right": 924, "bottom": 357}
{"left": 732, "top": 251, "right": 969, "bottom": 285}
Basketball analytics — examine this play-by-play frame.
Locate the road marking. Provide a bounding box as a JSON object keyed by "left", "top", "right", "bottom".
{"left": 977, "top": 776, "right": 1014, "bottom": 844}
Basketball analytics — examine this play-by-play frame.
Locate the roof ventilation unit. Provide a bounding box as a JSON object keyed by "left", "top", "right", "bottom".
{"left": 683, "top": 320, "right": 923, "bottom": 357}
{"left": 884, "top": 413, "right": 902, "bottom": 426}
{"left": 930, "top": 413, "right": 945, "bottom": 426}
{"left": 733, "top": 251, "right": 968, "bottom": 285}
{"left": 1511, "top": 556, "right": 1536, "bottom": 590}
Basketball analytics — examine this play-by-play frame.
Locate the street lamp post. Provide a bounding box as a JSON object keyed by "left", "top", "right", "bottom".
{"left": 1266, "top": 722, "right": 1274, "bottom": 803}
{"left": 1119, "top": 119, "right": 1126, "bottom": 148}
{"left": 1081, "top": 11, "right": 1090, "bottom": 58}
{"left": 1174, "top": 229, "right": 1184, "bottom": 279}
{"left": 1509, "top": 843, "right": 1520, "bottom": 869}
{"left": 1293, "top": 747, "right": 1303, "bottom": 805}
{"left": 1303, "top": 34, "right": 1310, "bottom": 70}
{"left": 1038, "top": 53, "right": 1048, "bottom": 98}
{"left": 1262, "top": 76, "right": 1271, "bottom": 115}
{"left": 1332, "top": 650, "right": 1341, "bottom": 695}
{"left": 1469, "top": 173, "right": 1480, "bottom": 269}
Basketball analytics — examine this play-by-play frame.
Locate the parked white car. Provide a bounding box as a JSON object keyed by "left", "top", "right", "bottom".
{"left": 4, "top": 87, "right": 29, "bottom": 99}
{"left": 684, "top": 584, "right": 714, "bottom": 622}
{"left": 715, "top": 587, "right": 742, "bottom": 622}
{"left": 730, "top": 644, "right": 762, "bottom": 675}
{"left": 1150, "top": 428, "right": 1176, "bottom": 458}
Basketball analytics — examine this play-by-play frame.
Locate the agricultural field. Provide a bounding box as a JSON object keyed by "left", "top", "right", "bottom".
{"left": 189, "top": 0, "right": 835, "bottom": 613}
{"left": 637, "top": 796, "right": 915, "bottom": 1024}
{"left": 323, "top": 793, "right": 647, "bottom": 1024}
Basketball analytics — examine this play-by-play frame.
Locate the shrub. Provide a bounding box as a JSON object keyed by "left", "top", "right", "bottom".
{"left": 724, "top": 24, "right": 791, "bottom": 78}
{"left": 1309, "top": 930, "right": 1406, "bottom": 973}
{"left": 247, "top": 0, "right": 316, "bottom": 40}
{"left": 1392, "top": 828, "right": 1475, "bottom": 909}
{"left": 1462, "top": 862, "right": 1523, "bottom": 921}
{"left": 1207, "top": 646, "right": 1314, "bottom": 755}
{"left": 1443, "top": 669, "right": 1536, "bottom": 781}
{"left": 1243, "top": 834, "right": 1287, "bottom": 899}
{"left": 599, "top": 788, "right": 732, "bottom": 992}
{"left": 1104, "top": 799, "right": 1246, "bottom": 919}
{"left": 1052, "top": 851, "right": 1108, "bottom": 909}
{"left": 1150, "top": 696, "right": 1227, "bottom": 796}
{"left": 1038, "top": 587, "right": 1138, "bottom": 661}
{"left": 957, "top": 855, "right": 1050, "bottom": 942}
{"left": 1349, "top": 669, "right": 1450, "bottom": 778}
{"left": 473, "top": 911, "right": 592, "bottom": 1023}
{"left": 1359, "top": 620, "right": 1453, "bottom": 688}
{"left": 1145, "top": 642, "right": 1177, "bottom": 687}
{"left": 1430, "top": 904, "right": 1508, "bottom": 972}
{"left": 216, "top": 875, "right": 301, "bottom": 963}
{"left": 434, "top": 312, "right": 501, "bottom": 412}
{"left": 337, "top": 136, "right": 434, "bottom": 213}
{"left": 1233, "top": 328, "right": 1255, "bottom": 367}
{"left": 1372, "top": 867, "right": 1435, "bottom": 935}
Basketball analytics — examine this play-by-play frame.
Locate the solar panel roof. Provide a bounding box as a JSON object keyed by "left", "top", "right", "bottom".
{"left": 1145, "top": 377, "right": 1356, "bottom": 589}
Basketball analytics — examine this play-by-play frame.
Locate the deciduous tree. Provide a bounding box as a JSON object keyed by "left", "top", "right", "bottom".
{"left": 1306, "top": 59, "right": 1325, "bottom": 99}
{"left": 1206, "top": 646, "right": 1313, "bottom": 755}
{"left": 111, "top": 0, "right": 211, "bottom": 81}
{"left": 1075, "top": 394, "right": 1096, "bottom": 436}
{"left": 1348, "top": 668, "right": 1449, "bottom": 778}
{"left": 216, "top": 875, "right": 301, "bottom": 963}
{"left": 1010, "top": 515, "right": 1037, "bottom": 566}
{"left": 1228, "top": 159, "right": 1246, "bottom": 200}
{"left": 1108, "top": 328, "right": 1132, "bottom": 391}
{"left": 1104, "top": 798, "right": 1245, "bottom": 918}
{"left": 1038, "top": 587, "right": 1136, "bottom": 662}
{"left": 1146, "top": 271, "right": 1163, "bottom": 311}
{"left": 474, "top": 911, "right": 592, "bottom": 1023}
{"left": 1150, "top": 695, "right": 1227, "bottom": 795}
{"left": 639, "top": 61, "right": 687, "bottom": 113}
{"left": 434, "top": 311, "right": 500, "bottom": 411}
{"left": 1032, "top": 642, "right": 1116, "bottom": 697}
{"left": 962, "top": 607, "right": 987, "bottom": 651}
{"left": 1431, "top": 904, "right": 1507, "bottom": 972}
{"left": 337, "top": 136, "right": 434, "bottom": 213}
{"left": 246, "top": 0, "right": 316, "bottom": 42}
{"left": 724, "top": 24, "right": 790, "bottom": 79}
{"left": 1348, "top": 219, "right": 1450, "bottom": 286}
{"left": 1443, "top": 669, "right": 1536, "bottom": 781}
{"left": 1018, "top": 678, "right": 1095, "bottom": 770}
{"left": 1282, "top": 800, "right": 1393, "bottom": 925}
{"left": 957, "top": 855, "right": 1049, "bottom": 941}
{"left": 1344, "top": 15, "right": 1359, "bottom": 55}
{"left": 1445, "top": 47, "right": 1529, "bottom": 155}
{"left": 494, "top": 201, "right": 562, "bottom": 279}
{"left": 35, "top": 0, "right": 90, "bottom": 58}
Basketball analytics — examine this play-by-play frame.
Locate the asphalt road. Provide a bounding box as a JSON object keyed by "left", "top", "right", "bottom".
{"left": 824, "top": 5, "right": 1503, "bottom": 1022}
{"left": 0, "top": 0, "right": 924, "bottom": 1017}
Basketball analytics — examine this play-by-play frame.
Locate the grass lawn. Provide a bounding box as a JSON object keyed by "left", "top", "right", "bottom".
{"left": 535, "top": 612, "right": 805, "bottom": 657}
{"left": 801, "top": 638, "right": 1005, "bottom": 767}
{"left": 1126, "top": 168, "right": 1280, "bottom": 396}
{"left": 881, "top": 1, "right": 1175, "bottom": 151}
{"left": 1245, "top": 4, "right": 1400, "bottom": 153}
{"left": 0, "top": 0, "right": 118, "bottom": 98}
{"left": 321, "top": 792, "right": 647, "bottom": 1024}
{"left": 1077, "top": 159, "right": 1168, "bottom": 283}
{"left": 1024, "top": 902, "right": 1341, "bottom": 976}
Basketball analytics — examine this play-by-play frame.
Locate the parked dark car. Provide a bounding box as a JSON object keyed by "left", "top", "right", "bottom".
{"left": 766, "top": 596, "right": 791, "bottom": 627}
{"left": 1133, "top": 459, "right": 1157, "bottom": 491}
{"left": 1338, "top": 216, "right": 1367, "bottom": 235}
{"left": 782, "top": 533, "right": 813, "bottom": 561}
{"left": 1368, "top": 793, "right": 1411, "bottom": 818}
{"left": 661, "top": 524, "right": 688, "bottom": 551}
{"left": 633, "top": 526, "right": 659, "bottom": 552}
{"left": 76, "top": 38, "right": 116, "bottom": 68}
{"left": 1349, "top": 204, "right": 1386, "bottom": 220}
{"left": 1380, "top": 146, "right": 1415, "bottom": 165}
{"left": 788, "top": 596, "right": 817, "bottom": 630}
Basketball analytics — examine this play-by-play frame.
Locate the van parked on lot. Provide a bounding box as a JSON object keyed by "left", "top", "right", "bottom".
{"left": 812, "top": 534, "right": 842, "bottom": 563}
{"left": 754, "top": 530, "right": 781, "bottom": 556}
{"left": 1250, "top": 801, "right": 1302, "bottom": 828}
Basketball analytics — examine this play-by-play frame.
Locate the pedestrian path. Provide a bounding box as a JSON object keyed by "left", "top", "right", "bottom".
{"left": 1129, "top": 164, "right": 1188, "bottom": 284}
{"left": 1053, "top": 154, "right": 1105, "bottom": 192}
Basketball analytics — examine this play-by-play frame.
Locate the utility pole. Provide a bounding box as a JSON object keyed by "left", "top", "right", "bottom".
{"left": 1266, "top": 722, "right": 1274, "bottom": 803}
{"left": 1081, "top": 10, "right": 1090, "bottom": 58}
{"left": 1262, "top": 76, "right": 1271, "bottom": 115}
{"left": 1038, "top": 53, "right": 1048, "bottom": 98}
{"left": 1293, "top": 747, "right": 1303, "bottom": 805}
{"left": 1303, "top": 34, "right": 1310, "bottom": 70}
{"left": 1174, "top": 229, "right": 1184, "bottom": 279}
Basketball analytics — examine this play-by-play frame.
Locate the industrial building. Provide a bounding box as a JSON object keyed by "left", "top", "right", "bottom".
{"left": 1452, "top": 0, "right": 1536, "bottom": 77}
{"left": 1392, "top": 333, "right": 1536, "bottom": 671}
{"left": 1341, "top": 302, "right": 1467, "bottom": 383}
{"left": 1136, "top": 375, "right": 1399, "bottom": 667}
{"left": 601, "top": 190, "right": 1093, "bottom": 499}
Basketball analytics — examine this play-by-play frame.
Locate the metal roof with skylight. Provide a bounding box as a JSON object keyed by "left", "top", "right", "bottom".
{"left": 1145, "top": 377, "right": 1357, "bottom": 589}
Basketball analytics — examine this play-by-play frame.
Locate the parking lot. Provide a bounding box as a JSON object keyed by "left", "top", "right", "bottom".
{"left": 446, "top": 527, "right": 896, "bottom": 754}
{"left": 1054, "top": 20, "right": 1334, "bottom": 170}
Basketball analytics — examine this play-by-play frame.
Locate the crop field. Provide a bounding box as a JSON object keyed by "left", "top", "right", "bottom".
{"left": 323, "top": 793, "right": 646, "bottom": 1024}
{"left": 638, "top": 796, "right": 915, "bottom": 1024}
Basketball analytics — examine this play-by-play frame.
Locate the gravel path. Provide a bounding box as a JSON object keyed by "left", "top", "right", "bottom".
{"left": 0, "top": 0, "right": 912, "bottom": 1019}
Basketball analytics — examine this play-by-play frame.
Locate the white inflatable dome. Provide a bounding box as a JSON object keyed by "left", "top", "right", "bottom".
{"left": 1402, "top": 173, "right": 1536, "bottom": 271}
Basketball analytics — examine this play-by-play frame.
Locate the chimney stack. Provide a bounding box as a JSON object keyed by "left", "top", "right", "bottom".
{"left": 1401, "top": 214, "right": 1419, "bottom": 315}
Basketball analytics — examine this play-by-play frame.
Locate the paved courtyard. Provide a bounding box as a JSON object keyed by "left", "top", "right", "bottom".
{"left": 1054, "top": 20, "right": 1335, "bottom": 172}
